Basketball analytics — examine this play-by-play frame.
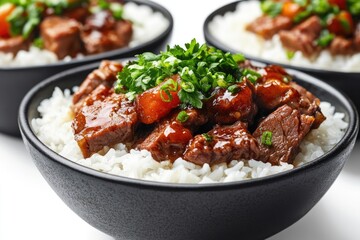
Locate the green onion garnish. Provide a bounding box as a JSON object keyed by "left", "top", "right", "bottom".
{"left": 176, "top": 111, "right": 189, "bottom": 123}
{"left": 261, "top": 131, "right": 273, "bottom": 147}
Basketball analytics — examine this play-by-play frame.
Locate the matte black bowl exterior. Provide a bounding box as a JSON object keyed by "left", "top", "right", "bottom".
{"left": 19, "top": 62, "right": 358, "bottom": 240}
{"left": 203, "top": 0, "right": 360, "bottom": 113}
{"left": 0, "top": 0, "right": 173, "bottom": 137}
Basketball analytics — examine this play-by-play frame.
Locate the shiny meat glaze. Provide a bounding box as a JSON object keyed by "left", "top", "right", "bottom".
{"left": 71, "top": 60, "right": 326, "bottom": 166}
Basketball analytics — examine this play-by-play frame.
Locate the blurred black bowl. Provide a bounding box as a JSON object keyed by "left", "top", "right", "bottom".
{"left": 0, "top": 0, "right": 173, "bottom": 137}
{"left": 19, "top": 61, "right": 358, "bottom": 240}
{"left": 203, "top": 0, "right": 360, "bottom": 113}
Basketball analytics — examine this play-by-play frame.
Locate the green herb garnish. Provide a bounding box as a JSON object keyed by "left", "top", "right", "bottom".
{"left": 348, "top": 0, "right": 360, "bottom": 15}
{"left": 176, "top": 111, "right": 189, "bottom": 123}
{"left": 227, "top": 84, "right": 241, "bottom": 94}
{"left": 33, "top": 37, "right": 44, "bottom": 49}
{"left": 115, "top": 39, "right": 245, "bottom": 109}
{"left": 286, "top": 51, "right": 295, "bottom": 60}
{"left": 202, "top": 133, "right": 213, "bottom": 142}
{"left": 242, "top": 68, "right": 261, "bottom": 84}
{"left": 260, "top": 0, "right": 283, "bottom": 17}
{"left": 261, "top": 131, "right": 273, "bottom": 146}
{"left": 316, "top": 30, "right": 335, "bottom": 47}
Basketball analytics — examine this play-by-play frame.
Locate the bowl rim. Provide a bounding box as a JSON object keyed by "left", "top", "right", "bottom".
{"left": 19, "top": 60, "right": 359, "bottom": 191}
{"left": 0, "top": 0, "right": 173, "bottom": 71}
{"left": 203, "top": 0, "right": 360, "bottom": 75}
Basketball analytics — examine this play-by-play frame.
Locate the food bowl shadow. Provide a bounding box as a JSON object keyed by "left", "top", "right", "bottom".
{"left": 19, "top": 61, "right": 358, "bottom": 240}
{"left": 0, "top": 0, "right": 173, "bottom": 137}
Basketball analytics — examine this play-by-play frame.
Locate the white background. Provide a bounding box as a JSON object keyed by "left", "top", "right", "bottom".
{"left": 1, "top": 0, "right": 360, "bottom": 239}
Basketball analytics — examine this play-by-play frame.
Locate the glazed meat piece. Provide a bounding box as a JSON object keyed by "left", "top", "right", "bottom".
{"left": 255, "top": 65, "right": 300, "bottom": 111}
{"left": 115, "top": 20, "right": 133, "bottom": 46}
{"left": 137, "top": 108, "right": 208, "bottom": 161}
{"left": 290, "top": 82, "right": 325, "bottom": 129}
{"left": 184, "top": 121, "right": 260, "bottom": 166}
{"left": 329, "top": 37, "right": 354, "bottom": 55}
{"left": 207, "top": 80, "right": 257, "bottom": 124}
{"left": 40, "top": 16, "right": 83, "bottom": 59}
{"left": 73, "top": 85, "right": 138, "bottom": 158}
{"left": 253, "top": 105, "right": 314, "bottom": 165}
{"left": 246, "top": 15, "right": 293, "bottom": 39}
{"left": 73, "top": 60, "right": 123, "bottom": 112}
{"left": 279, "top": 16, "right": 322, "bottom": 57}
{"left": 0, "top": 36, "right": 30, "bottom": 55}
{"left": 64, "top": 6, "right": 91, "bottom": 23}
{"left": 81, "top": 11, "right": 132, "bottom": 54}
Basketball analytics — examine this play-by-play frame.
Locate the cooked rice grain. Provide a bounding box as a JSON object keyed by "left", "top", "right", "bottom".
{"left": 31, "top": 87, "right": 348, "bottom": 184}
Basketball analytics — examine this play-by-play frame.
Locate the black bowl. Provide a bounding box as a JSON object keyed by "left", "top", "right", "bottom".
{"left": 0, "top": 0, "right": 173, "bottom": 137}
{"left": 203, "top": 0, "right": 360, "bottom": 113}
{"left": 19, "top": 61, "right": 358, "bottom": 240}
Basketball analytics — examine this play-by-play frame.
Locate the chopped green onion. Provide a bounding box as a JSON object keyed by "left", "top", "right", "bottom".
{"left": 316, "top": 30, "right": 335, "bottom": 47}
{"left": 261, "top": 131, "right": 273, "bottom": 147}
{"left": 176, "top": 111, "right": 189, "bottom": 123}
{"left": 286, "top": 51, "right": 295, "bottom": 60}
{"left": 260, "top": 0, "right": 283, "bottom": 17}
{"left": 202, "top": 133, "right": 213, "bottom": 142}
{"left": 110, "top": 3, "right": 123, "bottom": 20}
{"left": 242, "top": 68, "right": 261, "bottom": 84}
{"left": 33, "top": 37, "right": 44, "bottom": 49}
{"left": 227, "top": 84, "right": 240, "bottom": 94}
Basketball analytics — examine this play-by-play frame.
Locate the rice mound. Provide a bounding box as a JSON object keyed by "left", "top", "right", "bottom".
{"left": 31, "top": 87, "right": 348, "bottom": 184}
{"left": 0, "top": 2, "right": 169, "bottom": 67}
{"left": 208, "top": 1, "right": 360, "bottom": 72}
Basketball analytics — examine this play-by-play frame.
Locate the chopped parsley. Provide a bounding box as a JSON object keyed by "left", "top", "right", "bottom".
{"left": 115, "top": 39, "right": 246, "bottom": 109}
{"left": 176, "top": 111, "right": 189, "bottom": 123}
{"left": 261, "top": 131, "right": 273, "bottom": 147}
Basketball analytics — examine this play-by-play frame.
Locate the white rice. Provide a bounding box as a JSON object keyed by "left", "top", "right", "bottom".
{"left": 0, "top": 2, "right": 169, "bottom": 67}
{"left": 31, "top": 87, "right": 348, "bottom": 184}
{"left": 208, "top": 1, "right": 360, "bottom": 72}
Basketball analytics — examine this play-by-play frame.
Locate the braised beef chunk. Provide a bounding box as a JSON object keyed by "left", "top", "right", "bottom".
{"left": 64, "top": 6, "right": 91, "bottom": 23}
{"left": 40, "top": 16, "right": 83, "bottom": 59}
{"left": 279, "top": 16, "right": 322, "bottom": 57}
{"left": 115, "top": 20, "right": 133, "bottom": 46}
{"left": 184, "top": 121, "right": 260, "bottom": 166}
{"left": 329, "top": 37, "right": 354, "bottom": 55}
{"left": 246, "top": 15, "right": 293, "bottom": 39}
{"left": 253, "top": 105, "right": 314, "bottom": 165}
{"left": 289, "top": 82, "right": 325, "bottom": 128}
{"left": 73, "top": 85, "right": 138, "bottom": 158}
{"left": 137, "top": 108, "right": 208, "bottom": 161}
{"left": 73, "top": 60, "right": 123, "bottom": 111}
{"left": 207, "top": 80, "right": 257, "bottom": 124}
{"left": 0, "top": 36, "right": 30, "bottom": 55}
{"left": 81, "top": 11, "right": 132, "bottom": 54}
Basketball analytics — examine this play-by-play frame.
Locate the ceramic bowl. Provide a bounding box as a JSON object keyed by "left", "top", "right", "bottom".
{"left": 19, "top": 61, "right": 358, "bottom": 240}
